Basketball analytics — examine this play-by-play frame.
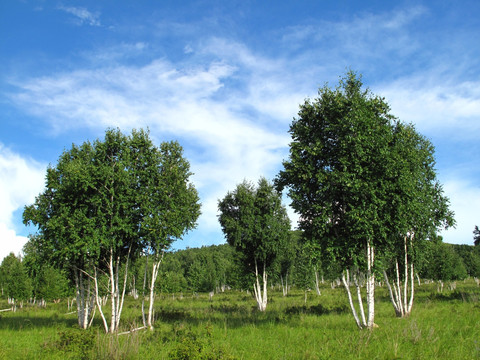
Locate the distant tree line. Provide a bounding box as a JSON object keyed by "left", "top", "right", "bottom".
{"left": 2, "top": 234, "right": 479, "bottom": 308}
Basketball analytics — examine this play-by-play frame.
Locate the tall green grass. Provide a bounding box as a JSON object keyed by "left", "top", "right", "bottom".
{"left": 0, "top": 280, "right": 479, "bottom": 359}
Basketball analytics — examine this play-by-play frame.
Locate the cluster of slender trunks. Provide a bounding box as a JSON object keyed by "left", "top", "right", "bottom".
{"left": 341, "top": 235, "right": 415, "bottom": 329}
{"left": 73, "top": 248, "right": 165, "bottom": 333}
{"left": 72, "top": 237, "right": 416, "bottom": 332}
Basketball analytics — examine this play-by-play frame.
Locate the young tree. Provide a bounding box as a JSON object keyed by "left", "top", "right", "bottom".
{"left": 419, "top": 241, "right": 467, "bottom": 281}
{"left": 218, "top": 178, "right": 290, "bottom": 311}
{"left": 131, "top": 138, "right": 200, "bottom": 330}
{"left": 274, "top": 230, "right": 298, "bottom": 296}
{"left": 23, "top": 128, "right": 200, "bottom": 332}
{"left": 276, "top": 72, "right": 396, "bottom": 328}
{"left": 23, "top": 238, "right": 71, "bottom": 303}
{"left": 0, "top": 253, "right": 32, "bottom": 308}
{"left": 474, "top": 226, "right": 480, "bottom": 246}
{"left": 23, "top": 140, "right": 101, "bottom": 329}
{"left": 381, "top": 122, "right": 454, "bottom": 317}
{"left": 275, "top": 71, "right": 452, "bottom": 328}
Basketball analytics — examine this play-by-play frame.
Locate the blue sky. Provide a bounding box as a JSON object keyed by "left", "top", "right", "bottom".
{"left": 1, "top": 0, "right": 479, "bottom": 261}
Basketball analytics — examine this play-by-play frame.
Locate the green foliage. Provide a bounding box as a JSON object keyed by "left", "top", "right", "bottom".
{"left": 276, "top": 71, "right": 453, "bottom": 272}
{"left": 293, "top": 241, "right": 316, "bottom": 291}
{"left": 218, "top": 177, "right": 291, "bottom": 273}
{"left": 155, "top": 245, "right": 242, "bottom": 293}
{"left": 452, "top": 244, "right": 480, "bottom": 277}
{"left": 168, "top": 325, "right": 236, "bottom": 360}
{"left": 276, "top": 71, "right": 397, "bottom": 268}
{"left": 23, "top": 240, "right": 72, "bottom": 300}
{"left": 473, "top": 225, "right": 480, "bottom": 246}
{"left": 23, "top": 128, "right": 200, "bottom": 279}
{"left": 0, "top": 253, "right": 32, "bottom": 301}
{"left": 49, "top": 328, "right": 96, "bottom": 360}
{"left": 22, "top": 128, "right": 200, "bottom": 330}
{"left": 420, "top": 241, "right": 468, "bottom": 280}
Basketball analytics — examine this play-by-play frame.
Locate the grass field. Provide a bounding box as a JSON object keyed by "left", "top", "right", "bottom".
{"left": 0, "top": 280, "right": 479, "bottom": 359}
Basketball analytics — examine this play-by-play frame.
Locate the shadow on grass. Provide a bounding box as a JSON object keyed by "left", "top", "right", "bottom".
{"left": 427, "top": 290, "right": 480, "bottom": 303}
{"left": 0, "top": 313, "right": 79, "bottom": 330}
{"left": 152, "top": 301, "right": 350, "bottom": 330}
{"left": 284, "top": 303, "right": 349, "bottom": 316}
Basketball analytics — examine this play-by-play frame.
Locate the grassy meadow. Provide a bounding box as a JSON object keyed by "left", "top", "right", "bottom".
{"left": 0, "top": 280, "right": 479, "bottom": 359}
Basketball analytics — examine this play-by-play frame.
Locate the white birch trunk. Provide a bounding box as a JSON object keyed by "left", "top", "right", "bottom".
{"left": 395, "top": 259, "right": 404, "bottom": 315}
{"left": 141, "top": 254, "right": 149, "bottom": 327}
{"left": 341, "top": 241, "right": 376, "bottom": 329}
{"left": 366, "top": 241, "right": 375, "bottom": 328}
{"left": 384, "top": 234, "right": 415, "bottom": 318}
{"left": 407, "top": 263, "right": 414, "bottom": 314}
{"left": 383, "top": 270, "right": 402, "bottom": 317}
{"left": 74, "top": 267, "right": 95, "bottom": 329}
{"left": 147, "top": 251, "right": 165, "bottom": 330}
{"left": 115, "top": 247, "right": 131, "bottom": 331}
{"left": 109, "top": 251, "right": 118, "bottom": 333}
{"left": 253, "top": 259, "right": 268, "bottom": 311}
{"left": 94, "top": 267, "right": 109, "bottom": 333}
{"left": 341, "top": 270, "right": 363, "bottom": 329}
{"left": 314, "top": 267, "right": 321, "bottom": 295}
{"left": 403, "top": 236, "right": 408, "bottom": 313}
{"left": 353, "top": 272, "right": 366, "bottom": 326}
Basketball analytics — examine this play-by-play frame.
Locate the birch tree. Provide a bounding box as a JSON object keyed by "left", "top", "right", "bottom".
{"left": 136, "top": 140, "right": 201, "bottom": 330}
{"left": 382, "top": 122, "right": 454, "bottom": 317}
{"left": 0, "top": 253, "right": 32, "bottom": 308}
{"left": 276, "top": 72, "right": 398, "bottom": 329}
{"left": 23, "top": 128, "right": 200, "bottom": 333}
{"left": 218, "top": 178, "right": 290, "bottom": 311}
{"left": 23, "top": 140, "right": 102, "bottom": 329}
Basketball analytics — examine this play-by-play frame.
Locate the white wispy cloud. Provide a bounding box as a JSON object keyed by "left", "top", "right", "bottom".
{"left": 58, "top": 5, "right": 101, "bottom": 26}
{"left": 281, "top": 6, "right": 427, "bottom": 62}
{"left": 9, "top": 51, "right": 293, "bottom": 237}
{"left": 0, "top": 145, "right": 46, "bottom": 261}
{"left": 376, "top": 74, "right": 480, "bottom": 139}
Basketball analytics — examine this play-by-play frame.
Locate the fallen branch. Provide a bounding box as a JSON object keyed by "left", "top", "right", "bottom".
{"left": 0, "top": 308, "right": 12, "bottom": 312}
{"left": 117, "top": 326, "right": 147, "bottom": 336}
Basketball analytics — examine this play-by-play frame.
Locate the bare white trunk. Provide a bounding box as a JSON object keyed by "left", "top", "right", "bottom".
{"left": 366, "top": 242, "right": 375, "bottom": 328}
{"left": 353, "top": 272, "right": 366, "bottom": 326}
{"left": 115, "top": 247, "right": 131, "bottom": 330}
{"left": 407, "top": 263, "right": 414, "bottom": 314}
{"left": 253, "top": 259, "right": 267, "bottom": 311}
{"left": 403, "top": 237, "right": 408, "bottom": 313}
{"left": 384, "top": 270, "right": 402, "bottom": 317}
{"left": 385, "top": 234, "right": 415, "bottom": 318}
{"left": 109, "top": 251, "right": 118, "bottom": 333}
{"left": 395, "top": 260, "right": 404, "bottom": 315}
{"left": 342, "top": 242, "right": 376, "bottom": 329}
{"left": 94, "top": 267, "right": 109, "bottom": 333}
{"left": 141, "top": 255, "right": 149, "bottom": 327}
{"left": 147, "top": 261, "right": 159, "bottom": 329}
{"left": 74, "top": 267, "right": 95, "bottom": 329}
{"left": 341, "top": 270, "right": 363, "bottom": 329}
{"left": 147, "top": 251, "right": 165, "bottom": 330}
{"left": 314, "top": 267, "right": 321, "bottom": 295}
